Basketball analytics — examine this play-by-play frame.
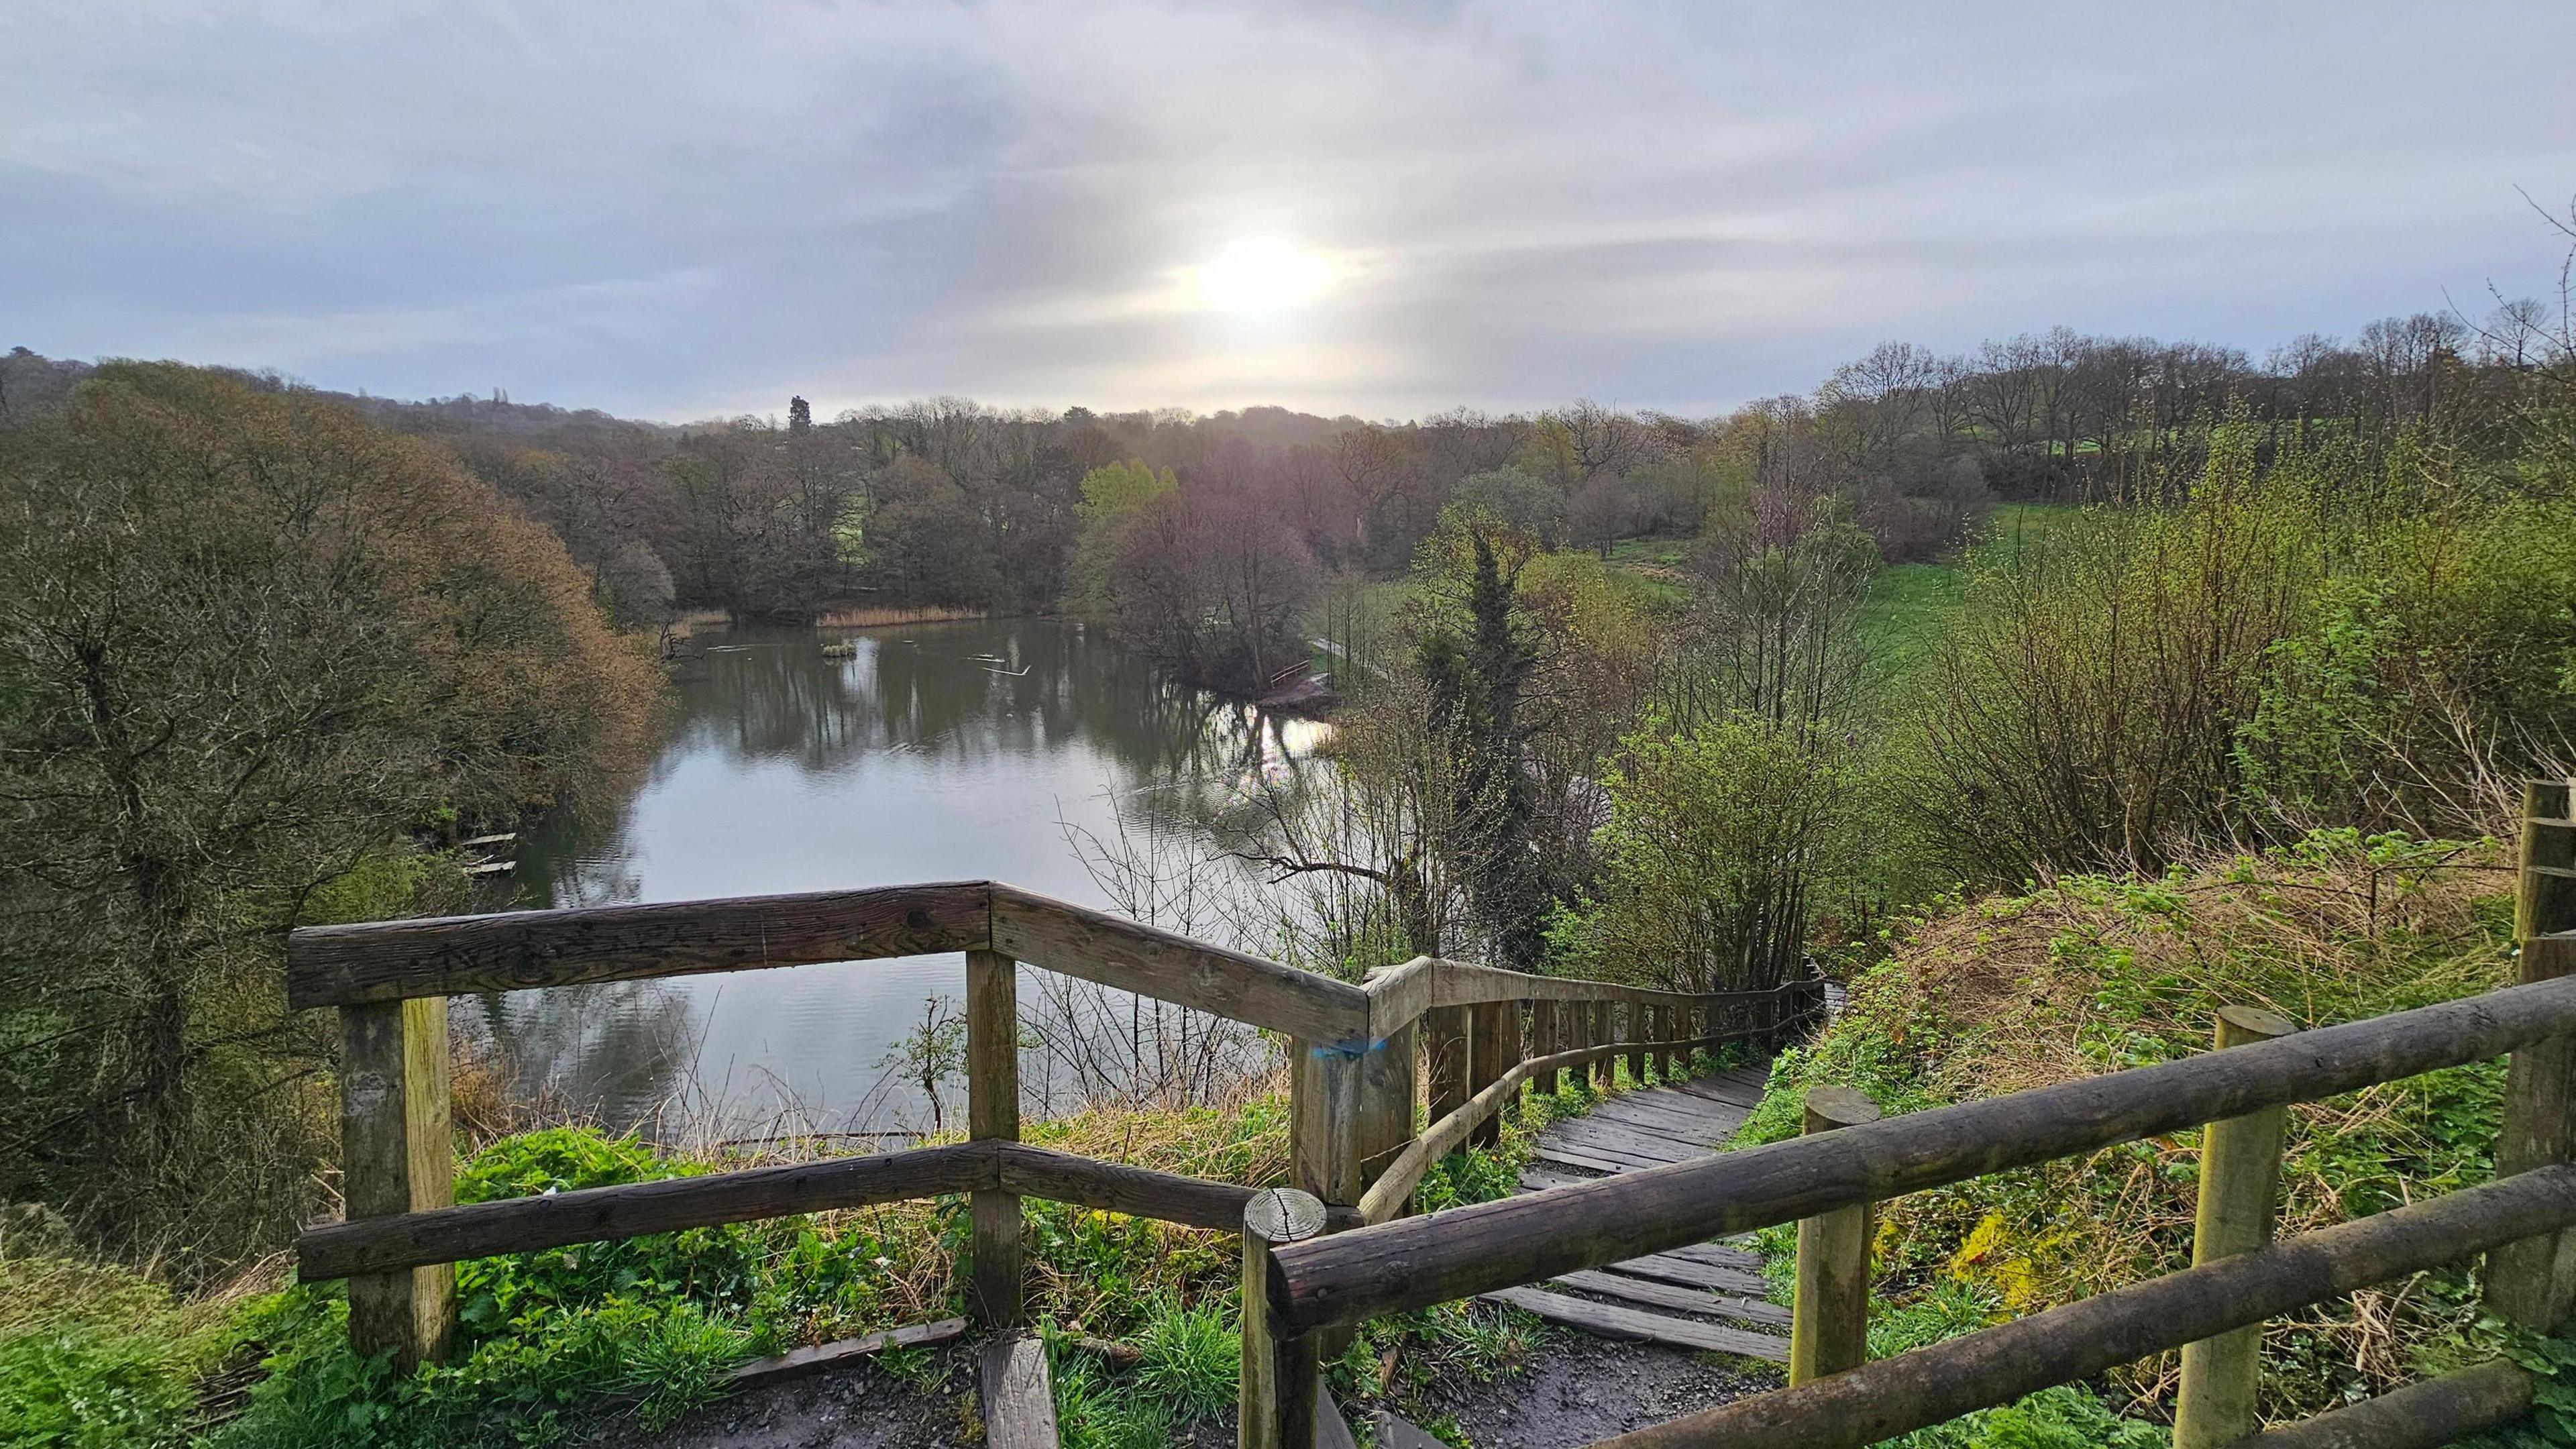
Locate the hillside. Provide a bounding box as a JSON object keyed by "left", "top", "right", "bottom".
{"left": 1746, "top": 829, "right": 2523, "bottom": 1436}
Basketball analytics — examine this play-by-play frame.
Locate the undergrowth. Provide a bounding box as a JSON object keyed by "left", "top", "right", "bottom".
{"left": 5, "top": 1057, "right": 1733, "bottom": 1448}
{"left": 1746, "top": 828, "right": 2527, "bottom": 1439}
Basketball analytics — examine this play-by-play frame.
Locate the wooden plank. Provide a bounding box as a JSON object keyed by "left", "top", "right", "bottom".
{"left": 1316, "top": 1383, "right": 1359, "bottom": 1449}
{"left": 993, "top": 885, "right": 1370, "bottom": 1044}
{"left": 1519, "top": 1168, "right": 1603, "bottom": 1193}
{"left": 1271, "top": 974, "right": 2576, "bottom": 1335}
{"left": 1625, "top": 1003, "right": 1648, "bottom": 1083}
{"left": 1483, "top": 1287, "right": 1790, "bottom": 1362}
{"left": 1468, "top": 1000, "right": 1519, "bottom": 1150}
{"left": 967, "top": 949, "right": 1023, "bottom": 1328}
{"left": 1574, "top": 1101, "right": 1736, "bottom": 1146}
{"left": 290, "top": 881, "right": 991, "bottom": 1008}
{"left": 1660, "top": 1239, "right": 1766, "bottom": 1270}
{"left": 1586, "top": 1098, "right": 1741, "bottom": 1143}
{"left": 340, "top": 996, "right": 455, "bottom": 1364}
{"left": 1375, "top": 1409, "right": 1448, "bottom": 1449}
{"left": 1665, "top": 1077, "right": 1768, "bottom": 1110}
{"left": 1604, "top": 1252, "right": 1772, "bottom": 1297}
{"left": 1355, "top": 1023, "right": 1417, "bottom": 1201}
{"left": 1424, "top": 1004, "right": 1471, "bottom": 1129}
{"left": 727, "top": 1317, "right": 966, "bottom": 1388}
{"left": 1533, "top": 999, "right": 1562, "bottom": 1096}
{"left": 978, "top": 1336, "right": 1059, "bottom": 1449}
{"left": 1534, "top": 1142, "right": 1664, "bottom": 1175}
{"left": 1554, "top": 1268, "right": 1792, "bottom": 1328}
{"left": 1549, "top": 1118, "right": 1708, "bottom": 1165}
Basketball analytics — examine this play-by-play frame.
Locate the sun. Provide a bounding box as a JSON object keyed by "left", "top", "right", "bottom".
{"left": 1193, "top": 239, "right": 1333, "bottom": 311}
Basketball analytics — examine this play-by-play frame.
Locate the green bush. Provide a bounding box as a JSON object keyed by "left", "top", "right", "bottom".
{"left": 217, "top": 1127, "right": 769, "bottom": 1449}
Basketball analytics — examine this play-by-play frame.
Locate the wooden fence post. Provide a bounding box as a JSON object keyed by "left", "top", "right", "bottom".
{"left": 1468, "top": 1002, "right": 1519, "bottom": 1148}
{"left": 1593, "top": 1000, "right": 1613, "bottom": 1086}
{"left": 1790, "top": 1085, "right": 1881, "bottom": 1385}
{"left": 341, "top": 996, "right": 456, "bottom": 1365}
{"left": 966, "top": 948, "right": 1023, "bottom": 1328}
{"left": 1240, "top": 1187, "right": 1328, "bottom": 1449}
{"left": 1529, "top": 1000, "right": 1558, "bottom": 1097}
{"left": 1356, "top": 1022, "right": 1417, "bottom": 1201}
{"left": 1291, "top": 1034, "right": 1370, "bottom": 1358}
{"left": 1425, "top": 1005, "right": 1470, "bottom": 1132}
{"left": 2492, "top": 779, "right": 2576, "bottom": 1330}
{"left": 1624, "top": 1002, "right": 1647, "bottom": 1084}
{"left": 2174, "top": 1004, "right": 2297, "bottom": 1448}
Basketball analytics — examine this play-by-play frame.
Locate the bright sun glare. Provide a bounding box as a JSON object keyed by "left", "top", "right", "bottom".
{"left": 1193, "top": 239, "right": 1332, "bottom": 311}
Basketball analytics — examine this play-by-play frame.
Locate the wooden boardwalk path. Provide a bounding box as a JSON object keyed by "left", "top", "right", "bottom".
{"left": 1479, "top": 1062, "right": 1789, "bottom": 1362}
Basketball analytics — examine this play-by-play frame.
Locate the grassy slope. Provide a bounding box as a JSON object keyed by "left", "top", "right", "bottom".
{"left": 1740, "top": 830, "right": 2537, "bottom": 1442}
{"left": 1852, "top": 502, "right": 2079, "bottom": 683}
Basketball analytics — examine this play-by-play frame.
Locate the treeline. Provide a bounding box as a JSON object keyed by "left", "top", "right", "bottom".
{"left": 6, "top": 298, "right": 2525, "bottom": 696}
{"left": 1203, "top": 270, "right": 2576, "bottom": 1002}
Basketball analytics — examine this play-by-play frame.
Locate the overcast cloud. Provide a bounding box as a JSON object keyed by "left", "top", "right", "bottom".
{"left": 5, "top": 1, "right": 2573, "bottom": 420}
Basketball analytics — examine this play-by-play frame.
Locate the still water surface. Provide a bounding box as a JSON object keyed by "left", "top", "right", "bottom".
{"left": 477, "top": 620, "right": 1322, "bottom": 1136}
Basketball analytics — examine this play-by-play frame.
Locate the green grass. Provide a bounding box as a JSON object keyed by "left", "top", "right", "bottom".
{"left": 1854, "top": 502, "right": 2084, "bottom": 688}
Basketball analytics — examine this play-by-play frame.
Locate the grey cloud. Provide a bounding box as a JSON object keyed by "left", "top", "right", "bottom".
{"left": 4, "top": 0, "right": 2571, "bottom": 419}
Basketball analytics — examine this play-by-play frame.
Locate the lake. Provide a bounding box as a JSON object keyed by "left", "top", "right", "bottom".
{"left": 474, "top": 619, "right": 1327, "bottom": 1138}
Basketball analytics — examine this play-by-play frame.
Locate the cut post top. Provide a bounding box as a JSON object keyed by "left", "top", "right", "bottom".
{"left": 1247, "top": 1187, "right": 1328, "bottom": 1244}
{"left": 2216, "top": 1005, "right": 2297, "bottom": 1048}
{"left": 1805, "top": 1085, "right": 1882, "bottom": 1134}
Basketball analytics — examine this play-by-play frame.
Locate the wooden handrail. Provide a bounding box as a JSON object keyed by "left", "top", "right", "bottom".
{"left": 991, "top": 885, "right": 1371, "bottom": 1044}
{"left": 1360, "top": 953, "right": 1817, "bottom": 1042}
{"left": 1267, "top": 969, "right": 2576, "bottom": 1334}
{"left": 297, "top": 1139, "right": 1362, "bottom": 1281}
{"left": 288, "top": 881, "right": 992, "bottom": 1008}
{"left": 1357, "top": 1028, "right": 1760, "bottom": 1224}
{"left": 1591, "top": 1165, "right": 2576, "bottom": 1449}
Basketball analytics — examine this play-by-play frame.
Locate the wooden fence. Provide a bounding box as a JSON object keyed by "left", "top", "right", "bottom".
{"left": 287, "top": 880, "right": 1815, "bottom": 1372}
{"left": 1248, "top": 782, "right": 2576, "bottom": 1448}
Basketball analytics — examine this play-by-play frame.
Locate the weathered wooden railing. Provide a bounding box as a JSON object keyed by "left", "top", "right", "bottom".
{"left": 288, "top": 879, "right": 1813, "bottom": 1374}
{"left": 1247, "top": 782, "right": 2576, "bottom": 1448}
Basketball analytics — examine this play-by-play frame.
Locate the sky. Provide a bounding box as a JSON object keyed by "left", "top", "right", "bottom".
{"left": 5, "top": 1, "right": 2574, "bottom": 423}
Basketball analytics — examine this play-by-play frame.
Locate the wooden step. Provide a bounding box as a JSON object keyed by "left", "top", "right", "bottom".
{"left": 1519, "top": 1167, "right": 1605, "bottom": 1193}
{"left": 979, "top": 1337, "right": 1059, "bottom": 1449}
{"left": 1562, "top": 1104, "right": 1733, "bottom": 1150}
{"left": 1585, "top": 1096, "right": 1744, "bottom": 1141}
{"left": 1659, "top": 1239, "right": 1765, "bottom": 1271}
{"left": 1602, "top": 1252, "right": 1769, "bottom": 1296}
{"left": 1536, "top": 1142, "right": 1668, "bottom": 1175}
{"left": 1375, "top": 1409, "right": 1446, "bottom": 1449}
{"left": 1548, "top": 1118, "right": 1711, "bottom": 1164}
{"left": 729, "top": 1316, "right": 965, "bottom": 1389}
{"left": 1483, "top": 1286, "right": 1788, "bottom": 1362}
{"left": 1553, "top": 1268, "right": 1791, "bottom": 1328}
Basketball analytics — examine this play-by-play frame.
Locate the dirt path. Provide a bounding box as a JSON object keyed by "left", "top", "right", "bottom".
{"left": 628, "top": 1329, "right": 1775, "bottom": 1448}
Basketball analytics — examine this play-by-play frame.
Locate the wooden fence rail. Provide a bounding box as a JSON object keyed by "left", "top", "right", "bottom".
{"left": 292, "top": 877, "right": 1813, "bottom": 1376}
{"left": 1239, "top": 781, "right": 2576, "bottom": 1448}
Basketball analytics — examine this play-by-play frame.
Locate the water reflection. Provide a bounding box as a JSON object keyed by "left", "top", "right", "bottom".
{"left": 480, "top": 620, "right": 1324, "bottom": 1134}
